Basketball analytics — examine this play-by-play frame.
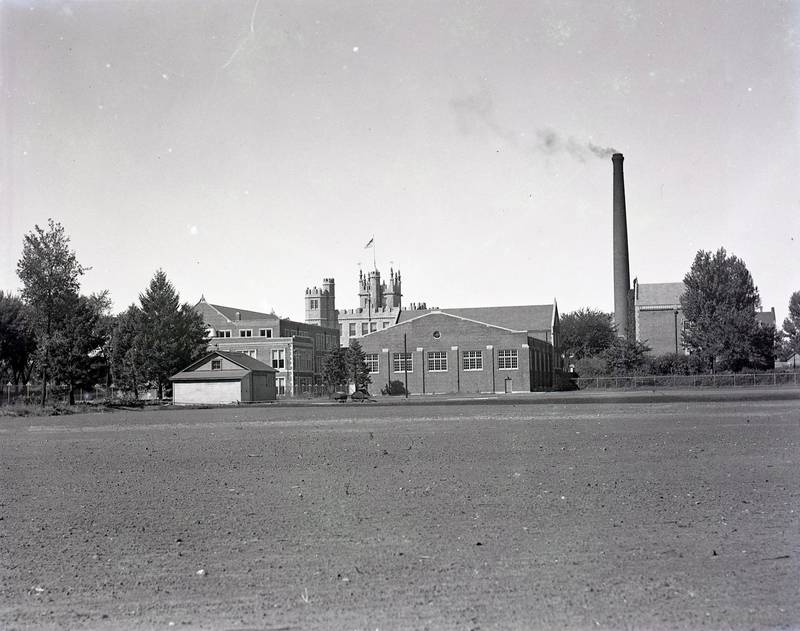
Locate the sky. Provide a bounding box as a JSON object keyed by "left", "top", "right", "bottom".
{"left": 2, "top": 0, "right": 798, "bottom": 325}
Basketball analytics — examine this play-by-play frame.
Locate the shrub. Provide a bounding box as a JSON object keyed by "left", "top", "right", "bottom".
{"left": 380, "top": 380, "right": 407, "bottom": 396}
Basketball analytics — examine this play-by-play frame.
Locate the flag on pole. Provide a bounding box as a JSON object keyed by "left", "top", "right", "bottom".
{"left": 364, "top": 237, "right": 374, "bottom": 249}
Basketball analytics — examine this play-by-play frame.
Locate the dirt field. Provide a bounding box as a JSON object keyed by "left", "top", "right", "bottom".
{"left": 2, "top": 395, "right": 799, "bottom": 630}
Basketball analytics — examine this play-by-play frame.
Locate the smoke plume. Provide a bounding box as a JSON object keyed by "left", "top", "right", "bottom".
{"left": 450, "top": 90, "right": 616, "bottom": 162}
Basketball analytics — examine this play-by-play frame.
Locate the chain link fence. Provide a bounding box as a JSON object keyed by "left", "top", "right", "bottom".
{"left": 574, "top": 372, "right": 800, "bottom": 390}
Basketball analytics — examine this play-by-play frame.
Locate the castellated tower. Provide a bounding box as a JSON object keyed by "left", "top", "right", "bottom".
{"left": 358, "top": 268, "right": 403, "bottom": 311}
{"left": 305, "top": 278, "right": 337, "bottom": 329}
{"left": 385, "top": 268, "right": 402, "bottom": 309}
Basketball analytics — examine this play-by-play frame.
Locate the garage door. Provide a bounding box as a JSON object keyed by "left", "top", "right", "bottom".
{"left": 173, "top": 380, "right": 242, "bottom": 405}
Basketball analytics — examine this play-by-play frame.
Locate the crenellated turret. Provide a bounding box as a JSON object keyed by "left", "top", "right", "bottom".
{"left": 305, "top": 278, "right": 337, "bottom": 329}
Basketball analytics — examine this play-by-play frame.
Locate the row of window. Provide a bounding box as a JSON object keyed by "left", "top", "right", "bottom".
{"left": 215, "top": 328, "right": 273, "bottom": 338}
{"left": 215, "top": 328, "right": 335, "bottom": 349}
{"left": 363, "top": 349, "right": 519, "bottom": 374}
{"left": 344, "top": 321, "right": 391, "bottom": 337}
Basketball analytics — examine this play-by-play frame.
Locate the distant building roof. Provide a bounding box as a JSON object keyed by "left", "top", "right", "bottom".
{"left": 635, "top": 282, "right": 685, "bottom": 306}
{"left": 756, "top": 309, "right": 776, "bottom": 328}
{"left": 396, "top": 304, "right": 555, "bottom": 332}
{"left": 206, "top": 302, "right": 276, "bottom": 322}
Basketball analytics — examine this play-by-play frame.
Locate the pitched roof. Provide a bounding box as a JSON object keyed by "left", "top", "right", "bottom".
{"left": 171, "top": 351, "right": 277, "bottom": 379}
{"left": 636, "top": 282, "right": 685, "bottom": 306}
{"left": 396, "top": 305, "right": 555, "bottom": 332}
{"left": 207, "top": 303, "right": 276, "bottom": 322}
{"left": 215, "top": 351, "right": 277, "bottom": 371}
{"left": 171, "top": 369, "right": 251, "bottom": 382}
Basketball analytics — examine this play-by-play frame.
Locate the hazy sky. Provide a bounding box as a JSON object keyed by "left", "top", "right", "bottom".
{"left": 2, "top": 0, "right": 798, "bottom": 324}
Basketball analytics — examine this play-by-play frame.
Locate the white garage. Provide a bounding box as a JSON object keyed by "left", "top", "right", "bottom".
{"left": 170, "top": 351, "right": 277, "bottom": 405}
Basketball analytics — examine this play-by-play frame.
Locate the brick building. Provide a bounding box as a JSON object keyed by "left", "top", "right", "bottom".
{"left": 633, "top": 280, "right": 686, "bottom": 355}
{"left": 194, "top": 298, "right": 339, "bottom": 396}
{"left": 633, "top": 280, "right": 776, "bottom": 355}
{"left": 357, "top": 304, "right": 563, "bottom": 394}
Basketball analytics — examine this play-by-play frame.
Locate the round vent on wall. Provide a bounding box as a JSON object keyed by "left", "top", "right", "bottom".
{"left": 432, "top": 330, "right": 441, "bottom": 339}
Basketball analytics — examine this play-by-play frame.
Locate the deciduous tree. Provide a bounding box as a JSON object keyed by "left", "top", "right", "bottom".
{"left": 16, "top": 220, "right": 87, "bottom": 404}
{"left": 48, "top": 292, "right": 111, "bottom": 405}
{"left": 680, "top": 248, "right": 760, "bottom": 372}
{"left": 559, "top": 308, "right": 616, "bottom": 360}
{"left": 107, "top": 306, "right": 145, "bottom": 397}
{"left": 0, "top": 291, "right": 35, "bottom": 385}
{"left": 780, "top": 291, "right": 800, "bottom": 362}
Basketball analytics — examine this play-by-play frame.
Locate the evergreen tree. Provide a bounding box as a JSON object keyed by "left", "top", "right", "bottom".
{"left": 780, "top": 291, "right": 800, "bottom": 363}
{"left": 321, "top": 347, "right": 348, "bottom": 392}
{"left": 16, "top": 220, "right": 87, "bottom": 404}
{"left": 136, "top": 270, "right": 207, "bottom": 399}
{"left": 345, "top": 339, "right": 372, "bottom": 391}
{"left": 680, "top": 248, "right": 760, "bottom": 372}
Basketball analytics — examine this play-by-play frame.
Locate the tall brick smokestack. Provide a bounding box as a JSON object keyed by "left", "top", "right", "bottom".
{"left": 612, "top": 153, "right": 631, "bottom": 339}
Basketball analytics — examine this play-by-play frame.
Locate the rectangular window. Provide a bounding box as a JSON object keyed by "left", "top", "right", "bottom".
{"left": 276, "top": 377, "right": 285, "bottom": 395}
{"left": 361, "top": 322, "right": 369, "bottom": 335}
{"left": 217, "top": 330, "right": 231, "bottom": 338}
{"left": 365, "top": 353, "right": 379, "bottom": 374}
{"left": 272, "top": 349, "right": 285, "bottom": 369}
{"left": 370, "top": 321, "right": 377, "bottom": 333}
{"left": 462, "top": 351, "right": 483, "bottom": 371}
{"left": 382, "top": 321, "right": 389, "bottom": 329}
{"left": 393, "top": 352, "right": 413, "bottom": 373}
{"left": 211, "top": 359, "right": 221, "bottom": 370}
{"left": 258, "top": 328, "right": 273, "bottom": 338}
{"left": 238, "top": 349, "right": 256, "bottom": 358}
{"left": 349, "top": 323, "right": 356, "bottom": 336}
{"left": 427, "top": 351, "right": 448, "bottom": 371}
{"left": 310, "top": 298, "right": 319, "bottom": 309}
{"left": 498, "top": 349, "right": 518, "bottom": 369}
{"left": 239, "top": 329, "right": 252, "bottom": 337}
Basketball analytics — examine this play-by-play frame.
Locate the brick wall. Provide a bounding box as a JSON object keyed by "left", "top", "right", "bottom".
{"left": 358, "top": 312, "right": 555, "bottom": 394}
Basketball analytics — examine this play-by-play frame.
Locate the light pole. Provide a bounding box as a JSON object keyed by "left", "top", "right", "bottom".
{"left": 674, "top": 309, "right": 679, "bottom": 355}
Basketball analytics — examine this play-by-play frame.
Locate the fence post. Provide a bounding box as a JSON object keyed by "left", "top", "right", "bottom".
{"left": 774, "top": 373, "right": 776, "bottom": 386}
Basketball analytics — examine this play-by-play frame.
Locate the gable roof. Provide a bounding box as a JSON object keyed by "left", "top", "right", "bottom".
{"left": 175, "top": 350, "right": 277, "bottom": 375}
{"left": 396, "top": 304, "right": 555, "bottom": 332}
{"left": 206, "top": 303, "right": 276, "bottom": 322}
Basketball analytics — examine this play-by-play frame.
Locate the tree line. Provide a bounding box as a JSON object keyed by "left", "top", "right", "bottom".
{"left": 0, "top": 220, "right": 207, "bottom": 404}
{"left": 561, "top": 247, "right": 799, "bottom": 376}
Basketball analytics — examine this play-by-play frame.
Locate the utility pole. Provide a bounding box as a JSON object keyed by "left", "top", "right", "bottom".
{"left": 403, "top": 333, "right": 409, "bottom": 398}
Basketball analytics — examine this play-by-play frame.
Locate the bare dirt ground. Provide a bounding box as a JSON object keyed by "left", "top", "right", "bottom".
{"left": 1, "top": 394, "right": 799, "bottom": 630}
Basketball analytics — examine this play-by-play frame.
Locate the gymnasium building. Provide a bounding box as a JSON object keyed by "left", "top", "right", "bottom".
{"left": 356, "top": 304, "right": 563, "bottom": 394}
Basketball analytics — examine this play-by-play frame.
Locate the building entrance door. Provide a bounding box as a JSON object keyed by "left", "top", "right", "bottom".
{"left": 504, "top": 377, "right": 512, "bottom": 393}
